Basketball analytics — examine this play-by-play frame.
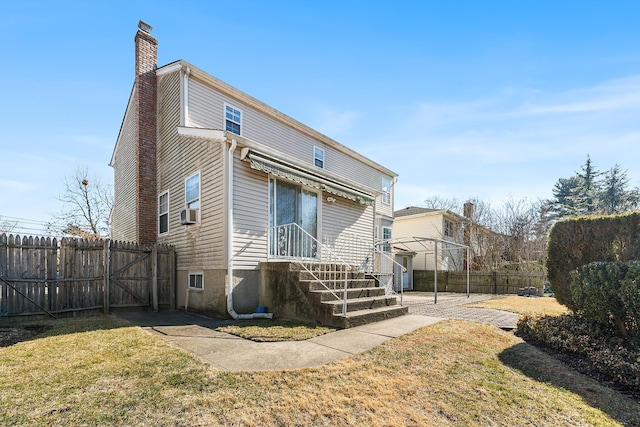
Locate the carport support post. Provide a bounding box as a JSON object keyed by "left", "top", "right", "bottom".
{"left": 434, "top": 241, "right": 438, "bottom": 304}
{"left": 466, "top": 247, "right": 470, "bottom": 298}
{"left": 103, "top": 239, "right": 110, "bottom": 314}
{"left": 151, "top": 244, "right": 158, "bottom": 312}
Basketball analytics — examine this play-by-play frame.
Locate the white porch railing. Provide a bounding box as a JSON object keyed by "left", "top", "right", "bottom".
{"left": 268, "top": 223, "right": 352, "bottom": 315}
{"left": 323, "top": 233, "right": 406, "bottom": 299}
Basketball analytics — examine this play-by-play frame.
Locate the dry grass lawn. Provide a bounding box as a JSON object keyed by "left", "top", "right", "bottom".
{"left": 1, "top": 315, "right": 637, "bottom": 426}
{"left": 464, "top": 295, "right": 569, "bottom": 316}
{"left": 215, "top": 319, "right": 336, "bottom": 341}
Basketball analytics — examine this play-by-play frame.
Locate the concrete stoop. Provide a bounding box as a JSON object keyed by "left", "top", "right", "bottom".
{"left": 296, "top": 264, "right": 408, "bottom": 328}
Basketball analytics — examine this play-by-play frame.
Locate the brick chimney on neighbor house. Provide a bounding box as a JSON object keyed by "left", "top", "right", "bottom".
{"left": 135, "top": 20, "right": 158, "bottom": 244}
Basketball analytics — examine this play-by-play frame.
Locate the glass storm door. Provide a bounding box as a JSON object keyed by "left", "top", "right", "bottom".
{"left": 269, "top": 179, "right": 318, "bottom": 258}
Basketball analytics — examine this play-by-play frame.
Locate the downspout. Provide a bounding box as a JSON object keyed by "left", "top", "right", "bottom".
{"left": 226, "top": 138, "right": 273, "bottom": 320}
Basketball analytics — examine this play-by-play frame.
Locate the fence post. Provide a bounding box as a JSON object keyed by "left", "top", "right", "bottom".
{"left": 151, "top": 244, "right": 158, "bottom": 312}
{"left": 493, "top": 271, "right": 497, "bottom": 295}
{"left": 103, "top": 239, "right": 110, "bottom": 314}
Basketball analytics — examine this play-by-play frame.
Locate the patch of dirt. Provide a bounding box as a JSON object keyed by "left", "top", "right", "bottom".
{"left": 0, "top": 325, "right": 51, "bottom": 347}
{"left": 522, "top": 337, "right": 640, "bottom": 403}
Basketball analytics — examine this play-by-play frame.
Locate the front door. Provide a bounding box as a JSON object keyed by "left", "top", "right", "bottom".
{"left": 269, "top": 179, "right": 318, "bottom": 258}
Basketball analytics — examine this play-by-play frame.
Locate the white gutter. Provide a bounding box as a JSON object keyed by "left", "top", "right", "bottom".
{"left": 226, "top": 138, "right": 273, "bottom": 320}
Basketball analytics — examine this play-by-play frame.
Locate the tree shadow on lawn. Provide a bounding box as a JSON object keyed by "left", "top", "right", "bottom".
{"left": 499, "top": 342, "right": 640, "bottom": 426}
{"left": 0, "top": 314, "right": 134, "bottom": 347}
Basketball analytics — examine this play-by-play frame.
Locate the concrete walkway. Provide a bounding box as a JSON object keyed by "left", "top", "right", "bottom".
{"left": 117, "top": 293, "right": 518, "bottom": 371}
{"left": 117, "top": 311, "right": 441, "bottom": 371}
{"left": 402, "top": 292, "right": 519, "bottom": 329}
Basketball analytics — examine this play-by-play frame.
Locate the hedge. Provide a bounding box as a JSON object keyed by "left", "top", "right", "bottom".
{"left": 570, "top": 261, "right": 640, "bottom": 338}
{"left": 546, "top": 212, "right": 640, "bottom": 311}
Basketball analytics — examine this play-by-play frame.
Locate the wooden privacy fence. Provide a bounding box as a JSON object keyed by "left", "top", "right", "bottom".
{"left": 413, "top": 270, "right": 546, "bottom": 296}
{"left": 0, "top": 233, "right": 175, "bottom": 321}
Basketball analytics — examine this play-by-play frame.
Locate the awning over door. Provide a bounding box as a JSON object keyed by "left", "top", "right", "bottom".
{"left": 243, "top": 151, "right": 375, "bottom": 206}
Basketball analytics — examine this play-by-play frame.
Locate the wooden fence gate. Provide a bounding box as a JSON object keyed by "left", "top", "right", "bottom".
{"left": 0, "top": 234, "right": 175, "bottom": 321}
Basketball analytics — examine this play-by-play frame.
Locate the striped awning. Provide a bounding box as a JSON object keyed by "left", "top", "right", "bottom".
{"left": 244, "top": 152, "right": 375, "bottom": 206}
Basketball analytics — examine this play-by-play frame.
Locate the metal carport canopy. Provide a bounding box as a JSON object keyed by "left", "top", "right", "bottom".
{"left": 387, "top": 236, "right": 471, "bottom": 304}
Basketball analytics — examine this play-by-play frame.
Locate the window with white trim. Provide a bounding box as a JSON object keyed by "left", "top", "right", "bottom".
{"left": 225, "top": 104, "right": 242, "bottom": 135}
{"left": 185, "top": 172, "right": 200, "bottom": 210}
{"left": 382, "top": 226, "right": 392, "bottom": 252}
{"left": 189, "top": 272, "right": 203, "bottom": 290}
{"left": 381, "top": 176, "right": 391, "bottom": 205}
{"left": 444, "top": 219, "right": 454, "bottom": 238}
{"left": 158, "top": 191, "right": 169, "bottom": 235}
{"left": 314, "top": 146, "right": 325, "bottom": 168}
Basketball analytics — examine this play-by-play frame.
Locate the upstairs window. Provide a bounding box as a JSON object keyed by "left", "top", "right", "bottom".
{"left": 225, "top": 104, "right": 242, "bottom": 135}
{"left": 444, "top": 219, "right": 454, "bottom": 238}
{"left": 381, "top": 176, "right": 391, "bottom": 205}
{"left": 185, "top": 172, "right": 200, "bottom": 210}
{"left": 158, "top": 191, "right": 169, "bottom": 235}
{"left": 314, "top": 146, "right": 325, "bottom": 168}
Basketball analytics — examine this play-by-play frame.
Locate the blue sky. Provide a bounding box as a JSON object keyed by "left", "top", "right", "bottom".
{"left": 1, "top": 1, "right": 639, "bottom": 233}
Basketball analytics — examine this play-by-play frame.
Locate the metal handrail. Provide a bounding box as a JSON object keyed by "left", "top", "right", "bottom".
{"left": 268, "top": 223, "right": 352, "bottom": 315}
{"left": 324, "top": 233, "right": 407, "bottom": 298}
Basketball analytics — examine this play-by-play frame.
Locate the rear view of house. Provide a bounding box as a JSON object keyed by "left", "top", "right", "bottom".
{"left": 110, "top": 22, "right": 406, "bottom": 326}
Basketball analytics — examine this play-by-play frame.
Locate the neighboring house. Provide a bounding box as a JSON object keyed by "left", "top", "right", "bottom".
{"left": 110, "top": 22, "right": 402, "bottom": 324}
{"left": 392, "top": 203, "right": 502, "bottom": 274}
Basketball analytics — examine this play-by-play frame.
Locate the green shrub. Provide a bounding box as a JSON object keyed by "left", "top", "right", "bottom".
{"left": 517, "top": 314, "right": 640, "bottom": 391}
{"left": 570, "top": 261, "right": 640, "bottom": 337}
{"left": 546, "top": 212, "right": 640, "bottom": 310}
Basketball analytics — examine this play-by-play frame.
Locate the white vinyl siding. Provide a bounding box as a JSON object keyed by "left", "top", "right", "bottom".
{"left": 111, "top": 88, "right": 138, "bottom": 242}
{"left": 232, "top": 153, "right": 270, "bottom": 269}
{"left": 157, "top": 70, "right": 226, "bottom": 270}
{"left": 322, "top": 195, "right": 375, "bottom": 265}
{"left": 187, "top": 77, "right": 387, "bottom": 195}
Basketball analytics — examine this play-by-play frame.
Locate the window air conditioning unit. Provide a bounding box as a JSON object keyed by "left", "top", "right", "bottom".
{"left": 180, "top": 208, "right": 198, "bottom": 225}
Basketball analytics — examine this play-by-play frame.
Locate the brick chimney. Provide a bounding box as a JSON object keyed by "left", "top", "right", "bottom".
{"left": 135, "top": 21, "right": 158, "bottom": 244}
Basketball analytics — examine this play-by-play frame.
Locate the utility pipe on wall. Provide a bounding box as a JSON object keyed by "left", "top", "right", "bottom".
{"left": 226, "top": 138, "right": 273, "bottom": 320}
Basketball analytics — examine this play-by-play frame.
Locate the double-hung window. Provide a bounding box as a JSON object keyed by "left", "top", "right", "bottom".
{"left": 225, "top": 104, "right": 242, "bottom": 135}
{"left": 186, "top": 172, "right": 200, "bottom": 210}
{"left": 158, "top": 191, "right": 169, "bottom": 235}
{"left": 444, "top": 219, "right": 454, "bottom": 238}
{"left": 314, "top": 146, "right": 325, "bottom": 168}
{"left": 382, "top": 226, "right": 392, "bottom": 252}
{"left": 381, "top": 176, "right": 391, "bottom": 205}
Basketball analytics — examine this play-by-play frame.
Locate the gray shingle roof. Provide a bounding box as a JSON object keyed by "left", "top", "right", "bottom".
{"left": 394, "top": 206, "right": 440, "bottom": 218}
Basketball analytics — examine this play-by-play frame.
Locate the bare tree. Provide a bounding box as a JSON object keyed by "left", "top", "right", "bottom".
{"left": 0, "top": 218, "right": 17, "bottom": 234}
{"left": 421, "top": 196, "right": 546, "bottom": 272}
{"left": 494, "top": 197, "right": 547, "bottom": 272}
{"left": 50, "top": 166, "right": 113, "bottom": 239}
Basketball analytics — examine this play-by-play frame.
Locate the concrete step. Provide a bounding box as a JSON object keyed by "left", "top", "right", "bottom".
{"left": 323, "top": 295, "right": 399, "bottom": 314}
{"left": 297, "top": 270, "right": 367, "bottom": 281}
{"left": 332, "top": 305, "right": 410, "bottom": 328}
{"left": 301, "top": 278, "right": 378, "bottom": 292}
{"left": 310, "top": 286, "right": 386, "bottom": 302}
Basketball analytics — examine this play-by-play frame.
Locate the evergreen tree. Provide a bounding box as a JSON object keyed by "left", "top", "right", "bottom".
{"left": 572, "top": 155, "right": 602, "bottom": 215}
{"left": 599, "top": 164, "right": 640, "bottom": 214}
{"left": 546, "top": 175, "right": 582, "bottom": 220}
